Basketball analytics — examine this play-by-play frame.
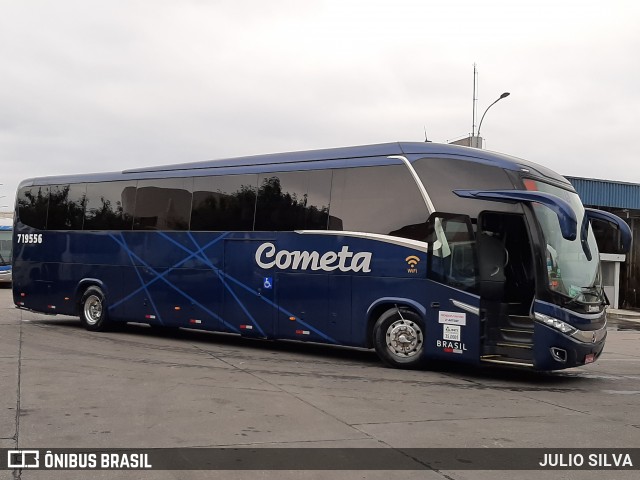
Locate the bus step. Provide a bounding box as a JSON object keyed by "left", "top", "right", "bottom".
{"left": 480, "top": 356, "right": 535, "bottom": 368}
{"left": 508, "top": 315, "right": 535, "bottom": 329}
{"left": 483, "top": 343, "right": 533, "bottom": 361}
{"left": 499, "top": 328, "right": 534, "bottom": 344}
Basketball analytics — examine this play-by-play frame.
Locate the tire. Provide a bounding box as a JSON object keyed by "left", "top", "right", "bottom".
{"left": 79, "top": 286, "right": 110, "bottom": 331}
{"left": 373, "top": 308, "right": 426, "bottom": 369}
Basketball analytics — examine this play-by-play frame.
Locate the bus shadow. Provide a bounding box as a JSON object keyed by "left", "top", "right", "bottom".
{"left": 29, "top": 317, "right": 591, "bottom": 385}
{"left": 426, "top": 360, "right": 589, "bottom": 388}
{"left": 29, "top": 317, "right": 381, "bottom": 366}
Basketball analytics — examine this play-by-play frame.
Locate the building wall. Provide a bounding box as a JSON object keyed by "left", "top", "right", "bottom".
{"left": 567, "top": 177, "right": 640, "bottom": 210}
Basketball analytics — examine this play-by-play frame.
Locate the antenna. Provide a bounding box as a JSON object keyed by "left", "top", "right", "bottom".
{"left": 472, "top": 63, "right": 478, "bottom": 137}
{"left": 423, "top": 126, "right": 430, "bottom": 142}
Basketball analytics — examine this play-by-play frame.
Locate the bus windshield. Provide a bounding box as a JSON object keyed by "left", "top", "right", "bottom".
{"left": 525, "top": 179, "right": 602, "bottom": 304}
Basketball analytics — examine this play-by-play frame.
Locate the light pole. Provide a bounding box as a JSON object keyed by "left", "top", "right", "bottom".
{"left": 476, "top": 92, "right": 510, "bottom": 148}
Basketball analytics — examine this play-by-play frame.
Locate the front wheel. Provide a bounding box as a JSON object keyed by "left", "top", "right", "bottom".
{"left": 373, "top": 308, "right": 426, "bottom": 369}
{"left": 79, "top": 286, "right": 110, "bottom": 331}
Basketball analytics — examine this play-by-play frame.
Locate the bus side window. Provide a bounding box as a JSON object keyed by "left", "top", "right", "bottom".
{"left": 84, "top": 181, "right": 137, "bottom": 231}
{"left": 133, "top": 178, "right": 193, "bottom": 231}
{"left": 254, "top": 170, "right": 331, "bottom": 231}
{"left": 47, "top": 184, "right": 87, "bottom": 230}
{"left": 17, "top": 186, "right": 49, "bottom": 230}
{"left": 328, "top": 165, "right": 426, "bottom": 238}
{"left": 191, "top": 174, "right": 258, "bottom": 231}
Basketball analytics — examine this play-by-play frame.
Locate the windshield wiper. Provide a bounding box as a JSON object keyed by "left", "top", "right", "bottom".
{"left": 562, "top": 285, "right": 604, "bottom": 308}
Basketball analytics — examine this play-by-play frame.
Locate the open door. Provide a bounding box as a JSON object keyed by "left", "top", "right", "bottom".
{"left": 476, "top": 211, "right": 537, "bottom": 367}
{"left": 425, "top": 213, "right": 478, "bottom": 293}
{"left": 424, "top": 213, "right": 482, "bottom": 363}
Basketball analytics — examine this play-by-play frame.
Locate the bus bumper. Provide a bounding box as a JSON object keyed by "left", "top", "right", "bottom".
{"left": 533, "top": 321, "right": 606, "bottom": 371}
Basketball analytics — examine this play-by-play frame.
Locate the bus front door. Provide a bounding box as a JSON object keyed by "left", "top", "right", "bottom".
{"left": 476, "top": 212, "right": 536, "bottom": 367}
{"left": 424, "top": 213, "right": 481, "bottom": 364}
{"left": 425, "top": 211, "right": 537, "bottom": 367}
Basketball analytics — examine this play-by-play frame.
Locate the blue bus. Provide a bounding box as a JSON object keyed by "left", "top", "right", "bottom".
{"left": 11, "top": 142, "right": 631, "bottom": 370}
{"left": 0, "top": 225, "right": 12, "bottom": 284}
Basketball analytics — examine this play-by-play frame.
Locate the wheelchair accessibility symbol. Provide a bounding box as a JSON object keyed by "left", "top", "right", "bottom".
{"left": 263, "top": 277, "right": 273, "bottom": 289}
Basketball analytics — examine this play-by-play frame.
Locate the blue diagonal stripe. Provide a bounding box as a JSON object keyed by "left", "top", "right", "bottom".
{"left": 110, "top": 232, "right": 227, "bottom": 309}
{"left": 109, "top": 233, "right": 238, "bottom": 333}
{"left": 117, "top": 232, "right": 163, "bottom": 324}
{"left": 184, "top": 232, "right": 266, "bottom": 337}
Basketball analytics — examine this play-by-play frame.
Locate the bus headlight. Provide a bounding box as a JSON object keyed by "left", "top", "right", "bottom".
{"left": 534, "top": 312, "right": 577, "bottom": 335}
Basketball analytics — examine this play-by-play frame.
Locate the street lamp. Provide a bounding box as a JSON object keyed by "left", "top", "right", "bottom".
{"left": 477, "top": 92, "right": 510, "bottom": 146}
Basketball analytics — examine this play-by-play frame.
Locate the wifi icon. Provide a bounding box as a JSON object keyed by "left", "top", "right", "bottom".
{"left": 405, "top": 256, "right": 420, "bottom": 272}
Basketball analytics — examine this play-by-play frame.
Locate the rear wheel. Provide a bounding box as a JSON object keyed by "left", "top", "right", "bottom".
{"left": 373, "top": 308, "right": 425, "bottom": 368}
{"left": 80, "top": 286, "right": 110, "bottom": 331}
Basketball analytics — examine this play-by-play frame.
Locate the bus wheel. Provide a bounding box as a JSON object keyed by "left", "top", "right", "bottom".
{"left": 373, "top": 308, "right": 425, "bottom": 368}
{"left": 80, "top": 286, "right": 109, "bottom": 331}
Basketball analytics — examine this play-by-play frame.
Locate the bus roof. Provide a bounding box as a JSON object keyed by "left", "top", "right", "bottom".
{"left": 17, "top": 141, "right": 571, "bottom": 188}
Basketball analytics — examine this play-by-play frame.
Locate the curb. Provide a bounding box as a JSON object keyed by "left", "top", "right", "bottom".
{"left": 607, "top": 313, "right": 640, "bottom": 322}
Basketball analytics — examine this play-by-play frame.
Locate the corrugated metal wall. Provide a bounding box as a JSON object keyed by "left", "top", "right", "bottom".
{"left": 566, "top": 176, "right": 640, "bottom": 209}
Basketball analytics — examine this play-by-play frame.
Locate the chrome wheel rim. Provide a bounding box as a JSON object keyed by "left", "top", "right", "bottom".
{"left": 386, "top": 319, "right": 423, "bottom": 358}
{"left": 84, "top": 295, "right": 102, "bottom": 326}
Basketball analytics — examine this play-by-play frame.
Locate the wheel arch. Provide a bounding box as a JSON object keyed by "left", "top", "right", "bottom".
{"left": 365, "top": 297, "right": 427, "bottom": 348}
{"left": 75, "top": 278, "right": 108, "bottom": 314}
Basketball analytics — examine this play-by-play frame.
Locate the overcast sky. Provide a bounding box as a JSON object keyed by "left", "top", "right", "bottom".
{"left": 1, "top": 0, "right": 638, "bottom": 211}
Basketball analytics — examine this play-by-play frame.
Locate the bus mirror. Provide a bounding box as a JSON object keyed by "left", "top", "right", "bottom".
{"left": 585, "top": 208, "right": 632, "bottom": 254}
{"left": 453, "top": 189, "right": 577, "bottom": 241}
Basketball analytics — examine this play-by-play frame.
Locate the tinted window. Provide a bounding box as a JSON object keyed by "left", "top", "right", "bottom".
{"left": 591, "top": 217, "right": 624, "bottom": 254}
{"left": 17, "top": 185, "right": 49, "bottom": 229}
{"left": 47, "top": 184, "right": 87, "bottom": 230}
{"left": 191, "top": 175, "right": 257, "bottom": 231}
{"left": 255, "top": 170, "right": 331, "bottom": 231}
{"left": 413, "top": 157, "right": 517, "bottom": 217}
{"left": 426, "top": 214, "right": 478, "bottom": 293}
{"left": 328, "top": 165, "right": 427, "bottom": 238}
{"left": 133, "top": 178, "right": 193, "bottom": 230}
{"left": 84, "top": 181, "right": 137, "bottom": 230}
{"left": 0, "top": 230, "right": 12, "bottom": 264}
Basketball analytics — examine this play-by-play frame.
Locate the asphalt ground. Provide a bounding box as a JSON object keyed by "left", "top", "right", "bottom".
{"left": 1, "top": 285, "right": 640, "bottom": 480}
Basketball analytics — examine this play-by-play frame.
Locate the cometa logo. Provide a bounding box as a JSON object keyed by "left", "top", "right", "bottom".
{"left": 405, "top": 255, "right": 420, "bottom": 273}
{"left": 255, "top": 242, "right": 372, "bottom": 272}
